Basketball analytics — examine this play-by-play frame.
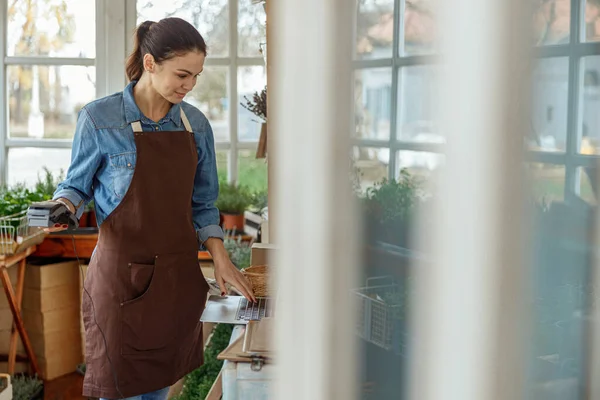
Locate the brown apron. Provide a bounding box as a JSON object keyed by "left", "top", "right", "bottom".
{"left": 82, "top": 109, "right": 210, "bottom": 399}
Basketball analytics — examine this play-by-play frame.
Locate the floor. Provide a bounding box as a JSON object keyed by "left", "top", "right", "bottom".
{"left": 43, "top": 373, "right": 89, "bottom": 400}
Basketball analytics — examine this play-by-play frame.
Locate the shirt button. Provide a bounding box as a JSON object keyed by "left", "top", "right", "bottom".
{"left": 127, "top": 163, "right": 131, "bottom": 167}
{"left": 155, "top": 126, "right": 159, "bottom": 131}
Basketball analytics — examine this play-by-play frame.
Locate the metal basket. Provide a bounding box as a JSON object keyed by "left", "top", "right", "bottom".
{"left": 0, "top": 210, "right": 46, "bottom": 256}
{"left": 354, "top": 276, "right": 409, "bottom": 355}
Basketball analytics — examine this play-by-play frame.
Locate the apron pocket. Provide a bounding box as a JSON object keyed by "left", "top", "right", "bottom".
{"left": 128, "top": 262, "right": 155, "bottom": 300}
{"left": 120, "top": 262, "right": 176, "bottom": 355}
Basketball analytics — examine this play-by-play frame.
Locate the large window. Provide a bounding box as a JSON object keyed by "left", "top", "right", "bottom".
{"left": 1, "top": 0, "right": 96, "bottom": 187}
{"left": 137, "top": 0, "right": 267, "bottom": 193}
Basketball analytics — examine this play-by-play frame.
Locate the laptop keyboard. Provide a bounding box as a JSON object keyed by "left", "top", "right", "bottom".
{"left": 235, "top": 297, "right": 274, "bottom": 321}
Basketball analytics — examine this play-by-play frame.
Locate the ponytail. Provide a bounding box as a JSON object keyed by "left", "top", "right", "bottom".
{"left": 125, "top": 20, "right": 155, "bottom": 82}
{"left": 125, "top": 18, "right": 207, "bottom": 82}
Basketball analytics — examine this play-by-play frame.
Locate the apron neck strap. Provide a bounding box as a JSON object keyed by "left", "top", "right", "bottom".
{"left": 130, "top": 108, "right": 193, "bottom": 133}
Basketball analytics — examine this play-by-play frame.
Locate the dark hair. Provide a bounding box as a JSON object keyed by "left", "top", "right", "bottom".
{"left": 126, "top": 17, "right": 207, "bottom": 82}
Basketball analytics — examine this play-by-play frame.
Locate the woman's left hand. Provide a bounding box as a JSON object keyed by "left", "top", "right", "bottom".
{"left": 214, "top": 259, "right": 257, "bottom": 303}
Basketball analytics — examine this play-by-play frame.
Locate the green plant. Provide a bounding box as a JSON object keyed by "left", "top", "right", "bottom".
{"left": 0, "top": 186, "right": 47, "bottom": 218}
{"left": 224, "top": 234, "right": 252, "bottom": 270}
{"left": 249, "top": 189, "right": 268, "bottom": 212}
{"left": 363, "top": 169, "right": 422, "bottom": 225}
{"left": 34, "top": 166, "right": 64, "bottom": 199}
{"left": 240, "top": 86, "right": 267, "bottom": 122}
{"left": 216, "top": 182, "right": 253, "bottom": 215}
{"left": 12, "top": 374, "right": 43, "bottom": 400}
{"left": 173, "top": 323, "right": 234, "bottom": 400}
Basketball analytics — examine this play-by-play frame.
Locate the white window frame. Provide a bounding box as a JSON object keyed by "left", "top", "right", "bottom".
{"left": 0, "top": 0, "right": 264, "bottom": 187}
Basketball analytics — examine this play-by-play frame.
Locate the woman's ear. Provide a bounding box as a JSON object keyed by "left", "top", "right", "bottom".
{"left": 143, "top": 53, "right": 155, "bottom": 73}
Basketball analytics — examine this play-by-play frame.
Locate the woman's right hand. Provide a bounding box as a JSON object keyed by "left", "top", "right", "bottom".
{"left": 43, "top": 224, "right": 70, "bottom": 234}
{"left": 42, "top": 198, "right": 76, "bottom": 233}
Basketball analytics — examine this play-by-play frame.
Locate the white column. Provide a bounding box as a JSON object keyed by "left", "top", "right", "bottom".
{"left": 409, "top": 1, "right": 531, "bottom": 400}
{"left": 271, "top": 0, "right": 357, "bottom": 398}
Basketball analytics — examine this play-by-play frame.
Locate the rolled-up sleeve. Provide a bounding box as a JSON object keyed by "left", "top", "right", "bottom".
{"left": 53, "top": 107, "right": 101, "bottom": 220}
{"left": 192, "top": 118, "right": 224, "bottom": 246}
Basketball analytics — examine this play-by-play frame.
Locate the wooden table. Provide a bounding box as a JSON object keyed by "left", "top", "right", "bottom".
{"left": 33, "top": 231, "right": 253, "bottom": 261}
{"left": 0, "top": 246, "right": 40, "bottom": 376}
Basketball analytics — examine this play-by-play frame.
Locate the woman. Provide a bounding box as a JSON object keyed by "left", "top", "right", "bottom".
{"left": 50, "top": 17, "right": 255, "bottom": 400}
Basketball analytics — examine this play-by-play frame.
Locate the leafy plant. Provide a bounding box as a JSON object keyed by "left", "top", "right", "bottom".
{"left": 12, "top": 374, "right": 43, "bottom": 400}
{"left": 216, "top": 182, "right": 253, "bottom": 215}
{"left": 0, "top": 186, "right": 47, "bottom": 218}
{"left": 240, "top": 86, "right": 267, "bottom": 122}
{"left": 249, "top": 189, "right": 268, "bottom": 212}
{"left": 34, "top": 166, "right": 64, "bottom": 199}
{"left": 224, "top": 234, "right": 252, "bottom": 270}
{"left": 363, "top": 169, "right": 422, "bottom": 225}
{"left": 173, "top": 323, "right": 234, "bottom": 400}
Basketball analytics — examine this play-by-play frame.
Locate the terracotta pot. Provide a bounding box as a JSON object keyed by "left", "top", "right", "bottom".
{"left": 88, "top": 209, "right": 97, "bottom": 227}
{"left": 221, "top": 213, "right": 245, "bottom": 232}
{"left": 78, "top": 211, "right": 89, "bottom": 228}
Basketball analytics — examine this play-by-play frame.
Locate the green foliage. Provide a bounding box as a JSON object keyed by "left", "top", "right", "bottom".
{"left": 173, "top": 324, "right": 235, "bottom": 400}
{"left": 249, "top": 189, "right": 268, "bottom": 212}
{"left": 12, "top": 374, "right": 43, "bottom": 400}
{"left": 0, "top": 186, "right": 47, "bottom": 218}
{"left": 34, "top": 167, "right": 64, "bottom": 199}
{"left": 224, "top": 235, "right": 252, "bottom": 270}
{"left": 216, "top": 182, "right": 253, "bottom": 214}
{"left": 363, "top": 169, "right": 422, "bottom": 225}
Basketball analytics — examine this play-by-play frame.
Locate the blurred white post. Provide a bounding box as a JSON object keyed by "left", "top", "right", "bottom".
{"left": 270, "top": 0, "right": 356, "bottom": 398}
{"left": 410, "top": 1, "right": 531, "bottom": 400}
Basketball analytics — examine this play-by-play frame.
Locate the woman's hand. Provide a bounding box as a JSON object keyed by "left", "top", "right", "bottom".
{"left": 213, "top": 258, "right": 257, "bottom": 302}
{"left": 204, "top": 237, "right": 256, "bottom": 302}
{"left": 42, "top": 198, "right": 76, "bottom": 233}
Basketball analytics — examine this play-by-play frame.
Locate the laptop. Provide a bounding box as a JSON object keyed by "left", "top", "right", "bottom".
{"left": 200, "top": 295, "right": 275, "bottom": 324}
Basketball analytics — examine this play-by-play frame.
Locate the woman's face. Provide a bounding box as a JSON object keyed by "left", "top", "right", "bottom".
{"left": 145, "top": 50, "right": 205, "bottom": 104}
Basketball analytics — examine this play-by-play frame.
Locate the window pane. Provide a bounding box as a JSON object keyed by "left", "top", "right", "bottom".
{"left": 7, "top": 148, "right": 72, "bottom": 188}
{"left": 7, "top": 0, "right": 95, "bottom": 58}
{"left": 7, "top": 65, "right": 96, "bottom": 140}
{"left": 238, "top": 150, "right": 268, "bottom": 193}
{"left": 533, "top": 0, "right": 570, "bottom": 45}
{"left": 396, "top": 150, "right": 442, "bottom": 195}
{"left": 217, "top": 150, "right": 229, "bottom": 182}
{"left": 238, "top": 67, "right": 266, "bottom": 142}
{"left": 352, "top": 147, "right": 390, "bottom": 192}
{"left": 585, "top": 0, "right": 600, "bottom": 42}
{"left": 187, "top": 67, "right": 229, "bottom": 142}
{"left": 137, "top": 0, "right": 229, "bottom": 57}
{"left": 238, "top": 0, "right": 267, "bottom": 57}
{"left": 577, "top": 166, "right": 597, "bottom": 205}
{"left": 403, "top": 0, "right": 437, "bottom": 55}
{"left": 528, "top": 58, "right": 569, "bottom": 152}
{"left": 356, "top": 0, "right": 394, "bottom": 59}
{"left": 527, "top": 163, "right": 565, "bottom": 202}
{"left": 580, "top": 56, "right": 600, "bottom": 155}
{"left": 355, "top": 68, "right": 392, "bottom": 140}
{"left": 397, "top": 66, "right": 440, "bottom": 143}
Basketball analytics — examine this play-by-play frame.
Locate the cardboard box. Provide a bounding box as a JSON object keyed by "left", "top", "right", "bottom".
{"left": 0, "top": 267, "right": 19, "bottom": 310}
{"left": 0, "top": 362, "right": 28, "bottom": 374}
{"left": 250, "top": 243, "right": 278, "bottom": 266}
{"left": 0, "top": 329, "right": 24, "bottom": 354}
{"left": 0, "top": 309, "right": 14, "bottom": 332}
{"left": 38, "top": 345, "right": 83, "bottom": 380}
{"left": 23, "top": 285, "right": 80, "bottom": 313}
{"left": 28, "top": 327, "right": 81, "bottom": 360}
{"left": 25, "top": 260, "right": 79, "bottom": 290}
{"left": 23, "top": 306, "right": 80, "bottom": 334}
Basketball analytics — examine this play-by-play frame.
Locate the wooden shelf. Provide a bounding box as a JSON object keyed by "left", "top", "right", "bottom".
{"left": 33, "top": 232, "right": 253, "bottom": 261}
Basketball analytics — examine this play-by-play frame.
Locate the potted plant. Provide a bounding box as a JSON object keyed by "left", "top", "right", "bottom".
{"left": 12, "top": 374, "right": 43, "bottom": 400}
{"left": 241, "top": 86, "right": 267, "bottom": 158}
{"left": 216, "top": 182, "right": 253, "bottom": 232}
{"left": 362, "top": 169, "right": 423, "bottom": 249}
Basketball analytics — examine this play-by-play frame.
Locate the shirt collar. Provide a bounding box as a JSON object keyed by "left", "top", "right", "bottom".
{"left": 123, "top": 81, "right": 182, "bottom": 128}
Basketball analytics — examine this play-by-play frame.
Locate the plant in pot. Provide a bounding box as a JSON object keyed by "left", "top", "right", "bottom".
{"left": 216, "top": 182, "right": 253, "bottom": 232}
{"left": 363, "top": 169, "right": 423, "bottom": 248}
{"left": 12, "top": 374, "right": 43, "bottom": 400}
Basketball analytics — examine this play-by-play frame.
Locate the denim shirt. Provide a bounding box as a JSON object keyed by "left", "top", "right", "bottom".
{"left": 53, "top": 81, "right": 224, "bottom": 247}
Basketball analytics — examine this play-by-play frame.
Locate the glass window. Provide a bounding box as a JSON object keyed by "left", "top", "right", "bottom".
{"left": 529, "top": 58, "right": 569, "bottom": 152}
{"left": 580, "top": 56, "right": 600, "bottom": 155}
{"left": 532, "top": 0, "right": 571, "bottom": 46}
{"left": 396, "top": 65, "right": 440, "bottom": 143}
{"left": 238, "top": 149, "right": 267, "bottom": 193}
{"left": 585, "top": 0, "right": 600, "bottom": 42}
{"left": 577, "top": 166, "right": 598, "bottom": 205}
{"left": 527, "top": 163, "right": 566, "bottom": 202}
{"left": 356, "top": 0, "right": 394, "bottom": 59}
{"left": 136, "top": 0, "right": 229, "bottom": 57}
{"left": 352, "top": 146, "right": 390, "bottom": 192}
{"left": 7, "top": 0, "right": 95, "bottom": 58}
{"left": 238, "top": 0, "right": 266, "bottom": 57}
{"left": 7, "top": 65, "right": 96, "bottom": 140}
{"left": 238, "top": 66, "right": 266, "bottom": 142}
{"left": 355, "top": 68, "right": 392, "bottom": 140}
{"left": 403, "top": 0, "right": 437, "bottom": 55}
{"left": 7, "top": 148, "right": 72, "bottom": 188}
{"left": 188, "top": 67, "right": 229, "bottom": 142}
{"left": 217, "top": 150, "right": 229, "bottom": 183}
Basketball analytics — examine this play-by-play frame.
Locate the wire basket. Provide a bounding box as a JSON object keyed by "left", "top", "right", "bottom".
{"left": 0, "top": 210, "right": 46, "bottom": 257}
{"left": 353, "top": 276, "right": 409, "bottom": 356}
